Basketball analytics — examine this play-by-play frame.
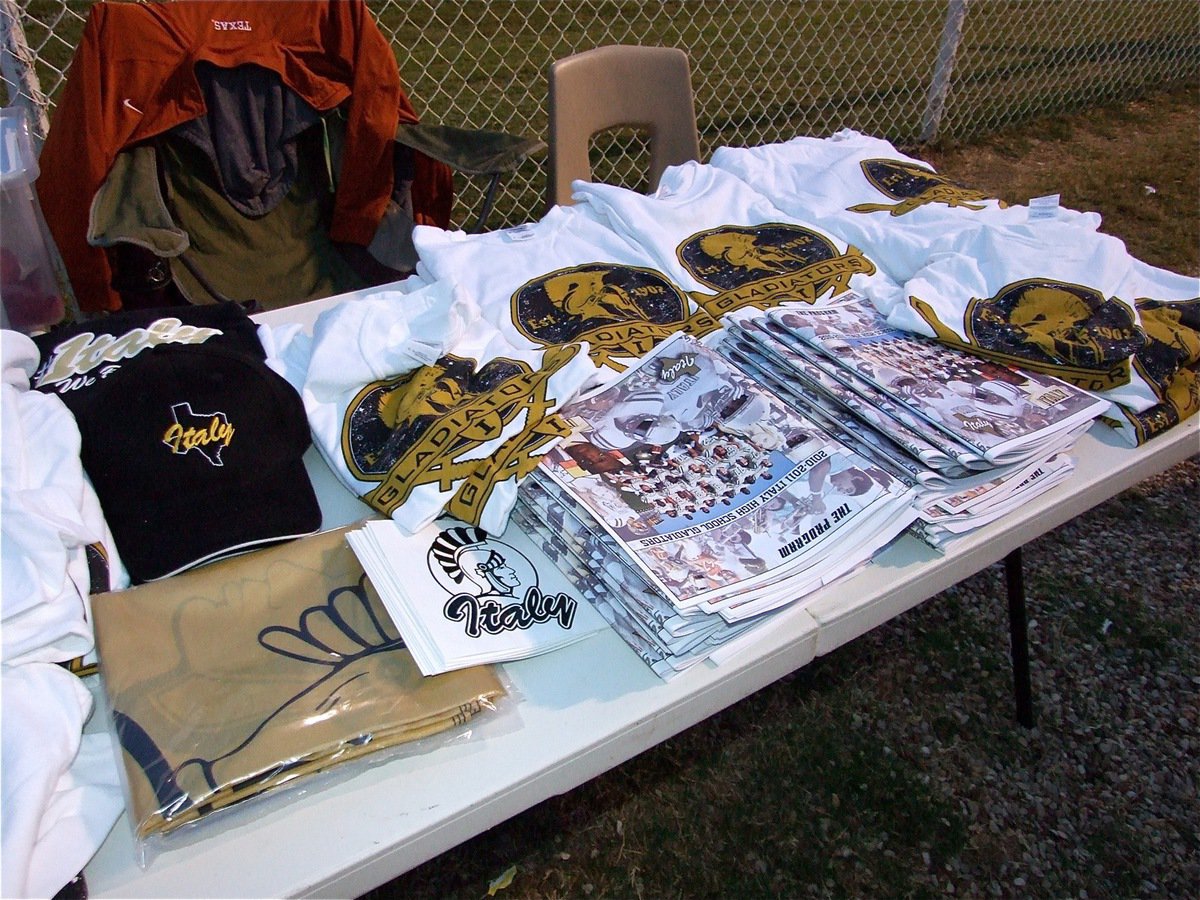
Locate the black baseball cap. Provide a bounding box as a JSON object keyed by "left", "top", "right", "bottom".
{"left": 74, "top": 340, "right": 322, "bottom": 583}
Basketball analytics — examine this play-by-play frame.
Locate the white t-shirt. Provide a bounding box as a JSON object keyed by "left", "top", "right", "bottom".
{"left": 414, "top": 203, "right": 718, "bottom": 380}
{"left": 1, "top": 331, "right": 126, "bottom": 667}
{"left": 570, "top": 160, "right": 900, "bottom": 319}
{"left": 1, "top": 663, "right": 124, "bottom": 900}
{"left": 281, "top": 282, "right": 600, "bottom": 533}
{"left": 710, "top": 129, "right": 1102, "bottom": 282}
{"left": 0, "top": 334, "right": 126, "bottom": 900}
{"left": 873, "top": 221, "right": 1200, "bottom": 444}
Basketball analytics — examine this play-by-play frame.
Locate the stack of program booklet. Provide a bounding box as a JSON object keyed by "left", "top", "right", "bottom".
{"left": 519, "top": 332, "right": 921, "bottom": 678}
{"left": 718, "top": 292, "right": 1110, "bottom": 549}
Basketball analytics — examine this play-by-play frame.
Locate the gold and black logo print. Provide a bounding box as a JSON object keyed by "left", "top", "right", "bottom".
{"left": 1113, "top": 369, "right": 1199, "bottom": 445}
{"left": 1093, "top": 298, "right": 1199, "bottom": 444}
{"left": 676, "top": 223, "right": 875, "bottom": 316}
{"left": 342, "top": 346, "right": 581, "bottom": 519}
{"left": 849, "top": 158, "right": 1000, "bottom": 216}
{"left": 910, "top": 279, "right": 1145, "bottom": 391}
{"left": 1133, "top": 297, "right": 1200, "bottom": 396}
{"left": 342, "top": 355, "right": 515, "bottom": 482}
{"left": 511, "top": 263, "right": 714, "bottom": 369}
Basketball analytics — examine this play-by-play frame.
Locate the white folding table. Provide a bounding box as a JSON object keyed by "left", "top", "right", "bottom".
{"left": 81, "top": 288, "right": 1199, "bottom": 898}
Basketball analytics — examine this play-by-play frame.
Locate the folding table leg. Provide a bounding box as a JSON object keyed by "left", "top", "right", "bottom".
{"left": 1004, "top": 547, "right": 1035, "bottom": 728}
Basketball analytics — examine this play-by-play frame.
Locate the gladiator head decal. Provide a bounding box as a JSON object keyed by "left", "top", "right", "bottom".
{"left": 542, "top": 268, "right": 644, "bottom": 322}
{"left": 341, "top": 354, "right": 526, "bottom": 480}
{"left": 697, "top": 231, "right": 800, "bottom": 275}
{"left": 376, "top": 365, "right": 463, "bottom": 429}
{"left": 1132, "top": 297, "right": 1200, "bottom": 390}
{"left": 677, "top": 223, "right": 855, "bottom": 295}
{"left": 971, "top": 279, "right": 1144, "bottom": 370}
{"left": 428, "top": 525, "right": 534, "bottom": 599}
{"left": 512, "top": 263, "right": 692, "bottom": 368}
{"left": 849, "top": 158, "right": 998, "bottom": 215}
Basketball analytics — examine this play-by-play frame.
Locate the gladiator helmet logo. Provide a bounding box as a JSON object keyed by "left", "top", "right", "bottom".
{"left": 908, "top": 278, "right": 1147, "bottom": 393}
{"left": 343, "top": 355, "right": 526, "bottom": 481}
{"left": 341, "top": 345, "right": 579, "bottom": 520}
{"left": 512, "top": 263, "right": 696, "bottom": 368}
{"left": 968, "top": 279, "right": 1144, "bottom": 370}
{"left": 1133, "top": 297, "right": 1200, "bottom": 388}
{"left": 678, "top": 224, "right": 843, "bottom": 292}
{"left": 543, "top": 268, "right": 645, "bottom": 321}
{"left": 849, "top": 158, "right": 999, "bottom": 216}
{"left": 677, "top": 223, "right": 875, "bottom": 314}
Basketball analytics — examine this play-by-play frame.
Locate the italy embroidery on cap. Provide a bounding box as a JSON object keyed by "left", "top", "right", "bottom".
{"left": 161, "top": 402, "right": 235, "bottom": 465}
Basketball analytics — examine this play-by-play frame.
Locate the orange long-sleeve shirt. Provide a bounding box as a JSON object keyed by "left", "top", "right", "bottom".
{"left": 37, "top": 0, "right": 452, "bottom": 313}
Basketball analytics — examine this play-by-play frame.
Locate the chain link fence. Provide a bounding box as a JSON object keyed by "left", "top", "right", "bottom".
{"left": 4, "top": 0, "right": 1199, "bottom": 229}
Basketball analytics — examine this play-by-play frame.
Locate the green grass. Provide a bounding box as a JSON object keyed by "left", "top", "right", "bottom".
{"left": 922, "top": 83, "right": 1200, "bottom": 275}
{"left": 361, "top": 654, "right": 974, "bottom": 899}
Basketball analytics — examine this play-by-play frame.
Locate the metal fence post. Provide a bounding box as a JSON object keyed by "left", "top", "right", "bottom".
{"left": 921, "top": 0, "right": 971, "bottom": 143}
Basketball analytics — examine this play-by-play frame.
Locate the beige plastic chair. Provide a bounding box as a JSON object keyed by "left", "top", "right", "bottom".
{"left": 546, "top": 45, "right": 701, "bottom": 209}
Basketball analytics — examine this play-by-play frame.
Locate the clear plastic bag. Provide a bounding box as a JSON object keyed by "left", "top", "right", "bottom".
{"left": 91, "top": 525, "right": 510, "bottom": 863}
{"left": 0, "top": 106, "right": 64, "bottom": 332}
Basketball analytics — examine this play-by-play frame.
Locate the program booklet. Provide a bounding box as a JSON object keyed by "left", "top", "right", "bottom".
{"left": 535, "top": 332, "right": 919, "bottom": 617}
{"left": 738, "top": 293, "right": 1110, "bottom": 466}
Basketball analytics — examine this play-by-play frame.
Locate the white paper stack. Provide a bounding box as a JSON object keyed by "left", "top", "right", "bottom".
{"left": 718, "top": 292, "right": 1109, "bottom": 547}
{"left": 347, "top": 517, "right": 610, "bottom": 675}
{"left": 524, "top": 332, "right": 920, "bottom": 676}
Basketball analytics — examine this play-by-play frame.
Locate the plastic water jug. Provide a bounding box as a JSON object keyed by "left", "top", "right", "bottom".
{"left": 1, "top": 106, "right": 64, "bottom": 333}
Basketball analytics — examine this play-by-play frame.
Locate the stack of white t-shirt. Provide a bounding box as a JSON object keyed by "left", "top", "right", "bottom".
{"left": 1, "top": 330, "right": 126, "bottom": 900}
{"left": 867, "top": 221, "right": 1200, "bottom": 445}
{"left": 708, "top": 130, "right": 1197, "bottom": 445}
{"left": 273, "top": 280, "right": 600, "bottom": 533}
{"left": 414, "top": 203, "right": 721, "bottom": 382}
{"left": 570, "top": 161, "right": 900, "bottom": 320}
{"left": 709, "top": 128, "right": 1102, "bottom": 283}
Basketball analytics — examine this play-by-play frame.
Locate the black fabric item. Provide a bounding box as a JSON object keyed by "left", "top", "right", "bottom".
{"left": 50, "top": 873, "right": 87, "bottom": 900}
{"left": 171, "top": 62, "right": 323, "bottom": 218}
{"left": 32, "top": 304, "right": 267, "bottom": 393}
{"left": 32, "top": 306, "right": 321, "bottom": 583}
{"left": 106, "top": 244, "right": 189, "bottom": 310}
{"left": 76, "top": 343, "right": 319, "bottom": 583}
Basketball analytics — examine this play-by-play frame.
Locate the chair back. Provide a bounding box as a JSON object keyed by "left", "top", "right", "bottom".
{"left": 546, "top": 45, "right": 700, "bottom": 209}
